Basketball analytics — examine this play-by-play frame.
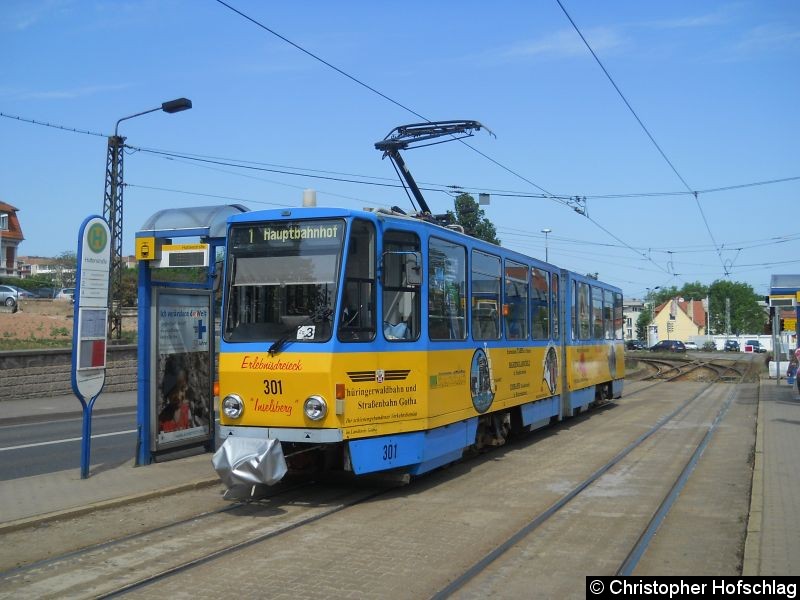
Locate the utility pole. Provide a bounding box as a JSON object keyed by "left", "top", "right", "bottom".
{"left": 725, "top": 297, "right": 731, "bottom": 338}
{"left": 103, "top": 135, "right": 125, "bottom": 339}
{"left": 103, "top": 98, "right": 192, "bottom": 340}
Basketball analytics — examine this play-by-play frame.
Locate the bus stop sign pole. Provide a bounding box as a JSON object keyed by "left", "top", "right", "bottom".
{"left": 71, "top": 215, "right": 111, "bottom": 479}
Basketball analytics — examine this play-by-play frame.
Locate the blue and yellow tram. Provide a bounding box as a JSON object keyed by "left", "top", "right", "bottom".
{"left": 215, "top": 206, "right": 623, "bottom": 484}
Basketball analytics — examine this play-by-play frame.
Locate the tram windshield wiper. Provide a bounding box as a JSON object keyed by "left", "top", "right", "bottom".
{"left": 267, "top": 307, "right": 333, "bottom": 356}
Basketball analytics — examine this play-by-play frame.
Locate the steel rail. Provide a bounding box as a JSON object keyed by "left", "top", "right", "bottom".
{"left": 430, "top": 379, "right": 719, "bottom": 599}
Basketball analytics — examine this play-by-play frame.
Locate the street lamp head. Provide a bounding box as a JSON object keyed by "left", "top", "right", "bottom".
{"left": 161, "top": 98, "right": 192, "bottom": 114}
{"left": 115, "top": 97, "right": 193, "bottom": 135}
{"left": 541, "top": 228, "right": 552, "bottom": 234}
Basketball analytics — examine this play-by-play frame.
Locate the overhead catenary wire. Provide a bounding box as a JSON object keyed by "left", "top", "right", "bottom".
{"left": 554, "top": 0, "right": 729, "bottom": 276}
{"left": 211, "top": 0, "right": 796, "bottom": 282}
{"left": 0, "top": 111, "right": 109, "bottom": 138}
{"left": 3, "top": 109, "right": 797, "bottom": 205}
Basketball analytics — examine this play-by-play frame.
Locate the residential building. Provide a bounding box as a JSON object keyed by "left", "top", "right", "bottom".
{"left": 652, "top": 297, "right": 707, "bottom": 343}
{"left": 0, "top": 201, "right": 24, "bottom": 276}
{"left": 622, "top": 298, "right": 645, "bottom": 341}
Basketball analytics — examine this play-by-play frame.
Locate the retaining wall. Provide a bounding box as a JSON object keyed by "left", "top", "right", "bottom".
{"left": 0, "top": 345, "right": 137, "bottom": 401}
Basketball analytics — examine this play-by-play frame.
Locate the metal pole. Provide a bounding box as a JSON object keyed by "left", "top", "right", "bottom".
{"left": 79, "top": 395, "right": 98, "bottom": 478}
{"left": 541, "top": 228, "right": 551, "bottom": 262}
{"left": 103, "top": 135, "right": 125, "bottom": 339}
{"left": 773, "top": 309, "right": 781, "bottom": 387}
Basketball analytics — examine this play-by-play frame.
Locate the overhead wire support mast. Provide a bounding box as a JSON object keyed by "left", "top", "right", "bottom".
{"left": 375, "top": 120, "right": 493, "bottom": 217}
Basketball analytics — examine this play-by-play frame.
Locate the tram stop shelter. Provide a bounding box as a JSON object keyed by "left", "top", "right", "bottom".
{"left": 134, "top": 204, "right": 248, "bottom": 465}
{"left": 769, "top": 275, "right": 800, "bottom": 342}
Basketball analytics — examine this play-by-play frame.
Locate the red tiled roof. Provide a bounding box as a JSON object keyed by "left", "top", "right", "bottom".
{"left": 0, "top": 201, "right": 24, "bottom": 241}
{"left": 655, "top": 297, "right": 706, "bottom": 328}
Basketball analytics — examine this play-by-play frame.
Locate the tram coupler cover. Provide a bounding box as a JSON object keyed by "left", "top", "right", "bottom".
{"left": 212, "top": 437, "right": 288, "bottom": 488}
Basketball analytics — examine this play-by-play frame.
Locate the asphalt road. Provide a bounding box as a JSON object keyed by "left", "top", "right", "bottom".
{"left": 0, "top": 412, "right": 137, "bottom": 481}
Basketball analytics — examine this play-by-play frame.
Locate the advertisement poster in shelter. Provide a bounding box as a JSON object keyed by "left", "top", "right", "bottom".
{"left": 154, "top": 290, "right": 213, "bottom": 449}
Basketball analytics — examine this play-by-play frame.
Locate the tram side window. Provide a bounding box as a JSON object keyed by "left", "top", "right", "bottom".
{"left": 504, "top": 259, "right": 528, "bottom": 340}
{"left": 382, "top": 231, "right": 421, "bottom": 341}
{"left": 575, "top": 281, "right": 591, "bottom": 340}
{"left": 338, "top": 220, "right": 376, "bottom": 342}
{"left": 530, "top": 267, "right": 549, "bottom": 340}
{"left": 471, "top": 250, "right": 501, "bottom": 340}
{"left": 603, "top": 289, "right": 614, "bottom": 340}
{"left": 614, "top": 292, "right": 624, "bottom": 340}
{"left": 591, "top": 286, "right": 604, "bottom": 340}
{"left": 428, "top": 238, "right": 466, "bottom": 340}
{"left": 551, "top": 273, "right": 560, "bottom": 340}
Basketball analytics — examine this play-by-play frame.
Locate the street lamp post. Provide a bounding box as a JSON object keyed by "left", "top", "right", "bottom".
{"left": 541, "top": 228, "right": 552, "bottom": 262}
{"left": 104, "top": 98, "right": 192, "bottom": 339}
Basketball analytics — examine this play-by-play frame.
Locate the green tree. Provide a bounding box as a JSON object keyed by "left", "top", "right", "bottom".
{"left": 635, "top": 310, "right": 650, "bottom": 341}
{"left": 679, "top": 281, "right": 708, "bottom": 300}
{"left": 52, "top": 251, "right": 77, "bottom": 287}
{"left": 652, "top": 287, "right": 679, "bottom": 306}
{"left": 650, "top": 282, "right": 707, "bottom": 305}
{"left": 447, "top": 193, "right": 500, "bottom": 245}
{"left": 708, "top": 280, "right": 766, "bottom": 335}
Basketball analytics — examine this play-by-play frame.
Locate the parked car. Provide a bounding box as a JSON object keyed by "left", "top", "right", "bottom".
{"left": 684, "top": 341, "right": 699, "bottom": 351}
{"left": 724, "top": 340, "right": 740, "bottom": 352}
{"left": 650, "top": 340, "right": 687, "bottom": 353}
{"left": 626, "top": 340, "right": 646, "bottom": 350}
{"left": 55, "top": 288, "right": 75, "bottom": 301}
{"left": 0, "top": 284, "right": 19, "bottom": 306}
{"left": 745, "top": 340, "right": 766, "bottom": 353}
{"left": 10, "top": 286, "right": 36, "bottom": 299}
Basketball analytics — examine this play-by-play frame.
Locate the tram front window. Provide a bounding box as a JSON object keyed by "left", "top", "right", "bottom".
{"left": 224, "top": 219, "right": 345, "bottom": 342}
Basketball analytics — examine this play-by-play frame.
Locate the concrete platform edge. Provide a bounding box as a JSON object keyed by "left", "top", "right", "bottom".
{"left": 742, "top": 380, "right": 765, "bottom": 575}
{"left": 0, "top": 477, "right": 220, "bottom": 535}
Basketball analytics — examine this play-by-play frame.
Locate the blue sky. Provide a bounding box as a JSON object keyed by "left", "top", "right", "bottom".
{"left": 2, "top": 0, "right": 798, "bottom": 299}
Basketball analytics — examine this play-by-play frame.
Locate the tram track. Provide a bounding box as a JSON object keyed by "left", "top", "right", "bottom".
{"left": 0, "top": 479, "right": 397, "bottom": 599}
{"left": 0, "top": 366, "right": 756, "bottom": 598}
{"left": 431, "top": 373, "right": 749, "bottom": 598}
{"left": 636, "top": 356, "right": 746, "bottom": 383}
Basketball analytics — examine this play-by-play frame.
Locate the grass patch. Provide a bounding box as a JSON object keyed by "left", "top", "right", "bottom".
{"left": 0, "top": 338, "right": 73, "bottom": 351}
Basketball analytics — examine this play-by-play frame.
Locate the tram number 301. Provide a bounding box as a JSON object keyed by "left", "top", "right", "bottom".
{"left": 382, "top": 443, "right": 398, "bottom": 461}
{"left": 263, "top": 379, "right": 283, "bottom": 395}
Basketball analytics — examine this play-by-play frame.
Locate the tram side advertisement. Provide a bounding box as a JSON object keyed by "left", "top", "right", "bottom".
{"left": 152, "top": 290, "right": 213, "bottom": 450}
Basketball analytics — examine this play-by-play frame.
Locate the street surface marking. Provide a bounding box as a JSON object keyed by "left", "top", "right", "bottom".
{"left": 0, "top": 429, "right": 137, "bottom": 452}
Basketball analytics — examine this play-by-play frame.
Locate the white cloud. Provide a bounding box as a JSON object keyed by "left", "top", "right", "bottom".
{"left": 1, "top": 0, "right": 75, "bottom": 31}
{"left": 18, "top": 83, "right": 135, "bottom": 101}
{"left": 735, "top": 23, "right": 800, "bottom": 54}
{"left": 644, "top": 10, "right": 731, "bottom": 30}
{"left": 484, "top": 27, "right": 625, "bottom": 64}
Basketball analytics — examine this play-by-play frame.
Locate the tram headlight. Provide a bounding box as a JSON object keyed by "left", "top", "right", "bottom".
{"left": 222, "top": 394, "right": 244, "bottom": 419}
{"left": 304, "top": 395, "right": 327, "bottom": 421}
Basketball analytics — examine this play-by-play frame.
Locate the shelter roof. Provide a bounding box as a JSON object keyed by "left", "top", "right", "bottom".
{"left": 138, "top": 204, "right": 248, "bottom": 239}
{"left": 770, "top": 274, "right": 800, "bottom": 295}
